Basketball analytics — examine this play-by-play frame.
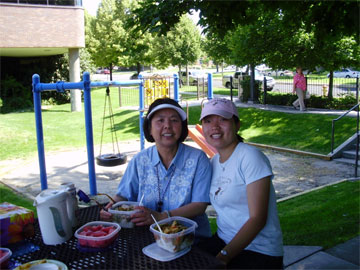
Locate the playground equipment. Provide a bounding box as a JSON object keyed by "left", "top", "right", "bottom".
{"left": 188, "top": 124, "right": 217, "bottom": 158}
{"left": 32, "top": 72, "right": 213, "bottom": 195}
{"left": 32, "top": 72, "right": 143, "bottom": 195}
{"left": 96, "top": 86, "right": 127, "bottom": 167}
{"left": 143, "top": 74, "right": 171, "bottom": 106}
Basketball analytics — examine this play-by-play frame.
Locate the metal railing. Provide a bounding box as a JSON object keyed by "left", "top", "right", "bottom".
{"left": 263, "top": 76, "right": 359, "bottom": 98}
{"left": 331, "top": 103, "right": 359, "bottom": 177}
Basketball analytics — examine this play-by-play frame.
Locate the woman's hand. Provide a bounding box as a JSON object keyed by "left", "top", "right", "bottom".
{"left": 131, "top": 206, "right": 167, "bottom": 226}
{"left": 99, "top": 201, "right": 114, "bottom": 221}
{"left": 216, "top": 252, "right": 231, "bottom": 267}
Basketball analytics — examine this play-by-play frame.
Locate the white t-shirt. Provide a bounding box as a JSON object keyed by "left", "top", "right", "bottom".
{"left": 210, "top": 143, "right": 283, "bottom": 256}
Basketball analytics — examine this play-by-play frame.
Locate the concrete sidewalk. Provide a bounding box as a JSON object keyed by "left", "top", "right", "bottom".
{"left": 284, "top": 236, "right": 359, "bottom": 269}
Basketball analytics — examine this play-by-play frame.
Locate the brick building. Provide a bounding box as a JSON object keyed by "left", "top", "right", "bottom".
{"left": 0, "top": 0, "right": 85, "bottom": 111}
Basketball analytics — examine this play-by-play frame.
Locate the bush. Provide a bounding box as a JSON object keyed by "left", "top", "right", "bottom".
{"left": 0, "top": 55, "right": 71, "bottom": 113}
{"left": 260, "top": 91, "right": 357, "bottom": 110}
{"left": 0, "top": 76, "right": 32, "bottom": 113}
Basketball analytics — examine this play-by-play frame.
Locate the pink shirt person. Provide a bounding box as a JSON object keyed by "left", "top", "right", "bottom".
{"left": 293, "top": 72, "right": 306, "bottom": 91}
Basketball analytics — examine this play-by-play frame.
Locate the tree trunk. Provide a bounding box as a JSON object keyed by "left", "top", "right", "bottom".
{"left": 328, "top": 70, "right": 333, "bottom": 100}
{"left": 249, "top": 64, "right": 255, "bottom": 103}
{"left": 186, "top": 64, "right": 189, "bottom": 86}
{"left": 137, "top": 63, "right": 142, "bottom": 74}
{"left": 110, "top": 63, "right": 113, "bottom": 81}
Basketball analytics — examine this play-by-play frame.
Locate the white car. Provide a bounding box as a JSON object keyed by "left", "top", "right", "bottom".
{"left": 265, "top": 70, "right": 293, "bottom": 77}
{"left": 327, "top": 68, "right": 360, "bottom": 78}
{"left": 180, "top": 70, "right": 207, "bottom": 85}
{"left": 223, "top": 70, "right": 276, "bottom": 91}
{"left": 224, "top": 65, "right": 236, "bottom": 71}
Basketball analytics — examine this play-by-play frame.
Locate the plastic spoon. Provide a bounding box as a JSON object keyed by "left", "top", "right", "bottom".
{"left": 151, "top": 214, "right": 166, "bottom": 246}
{"left": 139, "top": 194, "right": 144, "bottom": 206}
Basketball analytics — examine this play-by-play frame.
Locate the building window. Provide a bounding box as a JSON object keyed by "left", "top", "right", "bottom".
{"left": 0, "top": 0, "right": 82, "bottom": 6}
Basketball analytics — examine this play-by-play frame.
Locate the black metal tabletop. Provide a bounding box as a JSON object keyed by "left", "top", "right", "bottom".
{"left": 8, "top": 206, "right": 224, "bottom": 270}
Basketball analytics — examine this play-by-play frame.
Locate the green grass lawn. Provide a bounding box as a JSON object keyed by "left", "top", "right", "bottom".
{"left": 208, "top": 180, "right": 359, "bottom": 249}
{"left": 0, "top": 183, "right": 37, "bottom": 217}
{"left": 187, "top": 106, "right": 356, "bottom": 155}
{"left": 1, "top": 180, "right": 358, "bottom": 249}
{"left": 0, "top": 90, "right": 356, "bottom": 161}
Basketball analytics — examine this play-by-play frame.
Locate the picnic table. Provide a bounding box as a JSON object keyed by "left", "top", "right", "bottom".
{"left": 8, "top": 205, "right": 224, "bottom": 269}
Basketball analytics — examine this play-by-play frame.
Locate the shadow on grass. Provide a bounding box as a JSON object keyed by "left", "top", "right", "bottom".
{"left": 100, "top": 109, "right": 140, "bottom": 135}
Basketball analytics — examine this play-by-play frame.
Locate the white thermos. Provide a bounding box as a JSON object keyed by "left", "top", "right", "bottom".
{"left": 34, "top": 189, "right": 73, "bottom": 245}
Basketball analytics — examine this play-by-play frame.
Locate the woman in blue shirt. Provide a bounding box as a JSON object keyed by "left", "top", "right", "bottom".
{"left": 100, "top": 98, "right": 212, "bottom": 238}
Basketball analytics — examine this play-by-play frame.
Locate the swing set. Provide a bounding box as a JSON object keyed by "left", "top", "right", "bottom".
{"left": 32, "top": 72, "right": 214, "bottom": 195}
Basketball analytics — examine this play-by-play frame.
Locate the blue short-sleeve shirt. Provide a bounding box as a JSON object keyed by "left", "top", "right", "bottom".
{"left": 117, "top": 143, "right": 212, "bottom": 238}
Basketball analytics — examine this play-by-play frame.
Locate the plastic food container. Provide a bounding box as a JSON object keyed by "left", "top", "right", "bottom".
{"left": 149, "top": 216, "right": 198, "bottom": 253}
{"left": 0, "top": 248, "right": 12, "bottom": 269}
{"left": 108, "top": 201, "right": 140, "bottom": 228}
{"left": 74, "top": 221, "right": 120, "bottom": 250}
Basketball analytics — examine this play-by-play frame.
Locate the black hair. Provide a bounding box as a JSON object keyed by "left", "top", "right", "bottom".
{"left": 233, "top": 116, "right": 244, "bottom": 142}
{"left": 143, "top": 98, "right": 188, "bottom": 143}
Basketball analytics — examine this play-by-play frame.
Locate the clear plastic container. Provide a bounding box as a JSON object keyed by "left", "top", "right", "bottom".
{"left": 74, "top": 221, "right": 120, "bottom": 250}
{"left": 149, "top": 216, "right": 198, "bottom": 253}
{"left": 0, "top": 247, "right": 12, "bottom": 269}
{"left": 108, "top": 201, "right": 140, "bottom": 228}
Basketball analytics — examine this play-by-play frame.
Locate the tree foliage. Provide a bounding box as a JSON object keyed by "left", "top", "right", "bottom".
{"left": 202, "top": 32, "right": 229, "bottom": 67}
{"left": 132, "top": 0, "right": 359, "bottom": 70}
{"left": 88, "top": 0, "right": 127, "bottom": 77}
{"left": 153, "top": 15, "right": 202, "bottom": 71}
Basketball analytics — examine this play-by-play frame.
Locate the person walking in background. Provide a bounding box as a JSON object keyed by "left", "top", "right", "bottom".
{"left": 100, "top": 98, "right": 212, "bottom": 239}
{"left": 198, "top": 98, "right": 283, "bottom": 269}
{"left": 292, "top": 66, "right": 307, "bottom": 111}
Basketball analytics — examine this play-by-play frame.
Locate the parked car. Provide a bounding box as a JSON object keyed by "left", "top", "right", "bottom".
{"left": 223, "top": 70, "right": 276, "bottom": 91}
{"left": 265, "top": 70, "right": 293, "bottom": 77}
{"left": 224, "top": 65, "right": 236, "bottom": 71}
{"left": 180, "top": 70, "right": 207, "bottom": 85}
{"left": 327, "top": 68, "right": 360, "bottom": 78}
{"left": 96, "top": 68, "right": 110, "bottom": 74}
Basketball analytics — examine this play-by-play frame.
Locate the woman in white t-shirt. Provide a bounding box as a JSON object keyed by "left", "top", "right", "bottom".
{"left": 198, "top": 98, "right": 283, "bottom": 269}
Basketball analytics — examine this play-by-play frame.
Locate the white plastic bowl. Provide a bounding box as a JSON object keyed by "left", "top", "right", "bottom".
{"left": 74, "top": 221, "right": 120, "bottom": 249}
{"left": 108, "top": 201, "right": 140, "bottom": 228}
{"left": 149, "top": 216, "right": 198, "bottom": 253}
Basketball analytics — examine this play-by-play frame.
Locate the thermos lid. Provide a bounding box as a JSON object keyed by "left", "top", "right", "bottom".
{"left": 61, "top": 182, "right": 75, "bottom": 190}
{"left": 77, "top": 189, "right": 91, "bottom": 203}
{"left": 34, "top": 189, "right": 68, "bottom": 206}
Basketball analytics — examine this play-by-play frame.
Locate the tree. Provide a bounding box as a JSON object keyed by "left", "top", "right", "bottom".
{"left": 153, "top": 15, "right": 202, "bottom": 79}
{"left": 89, "top": 0, "right": 127, "bottom": 79}
{"left": 131, "top": 1, "right": 359, "bottom": 41}
{"left": 202, "top": 32, "right": 229, "bottom": 72}
{"left": 115, "top": 0, "right": 157, "bottom": 74}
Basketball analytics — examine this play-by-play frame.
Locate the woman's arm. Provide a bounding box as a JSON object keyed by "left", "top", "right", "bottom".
{"left": 131, "top": 202, "right": 208, "bottom": 226}
{"left": 216, "top": 176, "right": 270, "bottom": 265}
{"left": 293, "top": 75, "right": 297, "bottom": 93}
{"left": 166, "top": 202, "right": 208, "bottom": 219}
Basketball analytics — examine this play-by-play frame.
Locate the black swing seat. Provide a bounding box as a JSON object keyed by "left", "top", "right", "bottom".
{"left": 96, "top": 153, "right": 127, "bottom": 167}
